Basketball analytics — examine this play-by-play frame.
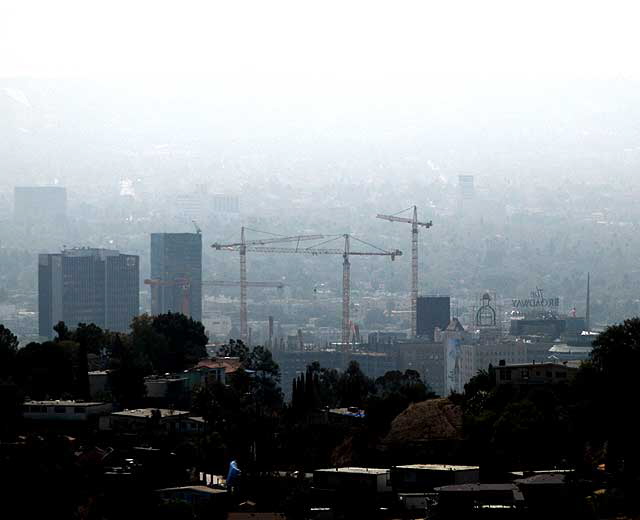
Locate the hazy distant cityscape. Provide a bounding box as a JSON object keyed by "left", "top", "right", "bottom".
{"left": 5, "top": 4, "right": 640, "bottom": 517}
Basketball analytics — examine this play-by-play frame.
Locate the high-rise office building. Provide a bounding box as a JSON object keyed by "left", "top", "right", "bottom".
{"left": 38, "top": 248, "right": 139, "bottom": 338}
{"left": 150, "top": 233, "right": 202, "bottom": 322}
{"left": 416, "top": 296, "right": 451, "bottom": 340}
{"left": 14, "top": 186, "right": 67, "bottom": 223}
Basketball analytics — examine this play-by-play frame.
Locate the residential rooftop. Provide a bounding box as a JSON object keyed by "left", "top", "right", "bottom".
{"left": 156, "top": 485, "right": 226, "bottom": 495}
{"left": 329, "top": 407, "right": 366, "bottom": 417}
{"left": 25, "top": 400, "right": 107, "bottom": 407}
{"left": 435, "top": 483, "right": 518, "bottom": 493}
{"left": 395, "top": 464, "right": 479, "bottom": 471}
{"left": 315, "top": 467, "right": 389, "bottom": 475}
{"left": 112, "top": 408, "right": 190, "bottom": 418}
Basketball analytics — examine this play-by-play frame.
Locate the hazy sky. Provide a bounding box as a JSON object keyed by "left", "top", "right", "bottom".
{"left": 3, "top": 0, "right": 639, "bottom": 100}
{"left": 3, "top": 1, "right": 640, "bottom": 190}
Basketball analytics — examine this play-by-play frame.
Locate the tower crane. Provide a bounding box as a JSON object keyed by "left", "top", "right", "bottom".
{"left": 145, "top": 278, "right": 286, "bottom": 320}
{"left": 211, "top": 227, "right": 324, "bottom": 344}
{"left": 377, "top": 206, "right": 432, "bottom": 338}
{"left": 203, "top": 280, "right": 285, "bottom": 290}
{"left": 214, "top": 233, "right": 402, "bottom": 347}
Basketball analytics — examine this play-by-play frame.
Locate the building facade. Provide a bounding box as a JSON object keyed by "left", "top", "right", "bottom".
{"left": 150, "top": 232, "right": 202, "bottom": 322}
{"left": 417, "top": 296, "right": 450, "bottom": 341}
{"left": 38, "top": 248, "right": 139, "bottom": 337}
{"left": 496, "top": 361, "right": 578, "bottom": 386}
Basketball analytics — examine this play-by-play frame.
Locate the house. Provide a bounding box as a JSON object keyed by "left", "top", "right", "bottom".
{"left": 188, "top": 357, "right": 242, "bottom": 387}
{"left": 23, "top": 400, "right": 112, "bottom": 422}
{"left": 100, "top": 408, "right": 205, "bottom": 435}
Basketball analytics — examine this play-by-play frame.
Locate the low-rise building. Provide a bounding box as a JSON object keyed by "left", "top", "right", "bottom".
{"left": 496, "top": 361, "right": 579, "bottom": 386}
{"left": 101, "top": 408, "right": 205, "bottom": 435}
{"left": 391, "top": 464, "right": 480, "bottom": 493}
{"left": 144, "top": 376, "right": 188, "bottom": 400}
{"left": 186, "top": 359, "right": 228, "bottom": 388}
{"left": 156, "top": 485, "right": 227, "bottom": 506}
{"left": 313, "top": 467, "right": 391, "bottom": 495}
{"left": 23, "top": 400, "right": 112, "bottom": 422}
{"left": 88, "top": 371, "right": 111, "bottom": 399}
{"left": 434, "top": 483, "right": 524, "bottom": 515}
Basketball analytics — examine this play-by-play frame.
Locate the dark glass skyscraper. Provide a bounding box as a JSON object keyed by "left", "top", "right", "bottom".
{"left": 416, "top": 296, "right": 451, "bottom": 341}
{"left": 150, "top": 233, "right": 202, "bottom": 322}
{"left": 38, "top": 248, "right": 139, "bottom": 338}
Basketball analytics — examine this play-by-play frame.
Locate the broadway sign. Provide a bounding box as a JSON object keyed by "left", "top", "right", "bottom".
{"left": 512, "top": 288, "right": 559, "bottom": 309}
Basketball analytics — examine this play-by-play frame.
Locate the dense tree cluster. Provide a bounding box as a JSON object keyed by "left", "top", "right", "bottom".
{"left": 0, "top": 312, "right": 208, "bottom": 410}
{"left": 457, "top": 317, "right": 640, "bottom": 500}
{"left": 6, "top": 315, "right": 640, "bottom": 516}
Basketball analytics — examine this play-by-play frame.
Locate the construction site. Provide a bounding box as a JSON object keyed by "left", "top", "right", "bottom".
{"left": 146, "top": 206, "right": 434, "bottom": 348}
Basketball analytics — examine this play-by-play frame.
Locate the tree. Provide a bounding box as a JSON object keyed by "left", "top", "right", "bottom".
{"left": 130, "top": 315, "right": 167, "bottom": 374}
{"left": 218, "top": 339, "right": 250, "bottom": 363}
{"left": 150, "top": 312, "right": 208, "bottom": 372}
{"left": 0, "top": 324, "right": 19, "bottom": 380}
{"left": 366, "top": 370, "right": 432, "bottom": 433}
{"left": 248, "top": 345, "right": 280, "bottom": 380}
{"left": 71, "top": 322, "right": 106, "bottom": 355}
{"left": 109, "top": 334, "right": 147, "bottom": 407}
{"left": 247, "top": 345, "right": 283, "bottom": 414}
{"left": 587, "top": 318, "right": 640, "bottom": 478}
{"left": 15, "top": 341, "right": 76, "bottom": 399}
{"left": 337, "top": 361, "right": 373, "bottom": 408}
{"left": 306, "top": 361, "right": 340, "bottom": 408}
{"left": 53, "top": 321, "right": 70, "bottom": 342}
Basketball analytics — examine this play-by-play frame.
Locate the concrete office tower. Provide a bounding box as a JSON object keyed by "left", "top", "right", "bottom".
{"left": 38, "top": 248, "right": 139, "bottom": 338}
{"left": 14, "top": 186, "right": 67, "bottom": 223}
{"left": 416, "top": 296, "right": 451, "bottom": 341}
{"left": 150, "top": 233, "right": 202, "bottom": 322}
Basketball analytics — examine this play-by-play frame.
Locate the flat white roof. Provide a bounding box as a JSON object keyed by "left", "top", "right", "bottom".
{"left": 25, "top": 400, "right": 107, "bottom": 407}
{"left": 112, "top": 408, "right": 190, "bottom": 418}
{"left": 157, "top": 486, "right": 226, "bottom": 495}
{"left": 395, "top": 464, "right": 479, "bottom": 471}
{"left": 315, "top": 467, "right": 389, "bottom": 475}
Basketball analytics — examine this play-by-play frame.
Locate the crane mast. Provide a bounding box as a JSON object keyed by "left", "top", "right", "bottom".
{"left": 212, "top": 227, "right": 325, "bottom": 344}
{"left": 411, "top": 206, "right": 418, "bottom": 339}
{"left": 240, "top": 227, "right": 248, "bottom": 344}
{"left": 212, "top": 230, "right": 401, "bottom": 349}
{"left": 377, "top": 206, "right": 432, "bottom": 338}
{"left": 342, "top": 234, "right": 350, "bottom": 346}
